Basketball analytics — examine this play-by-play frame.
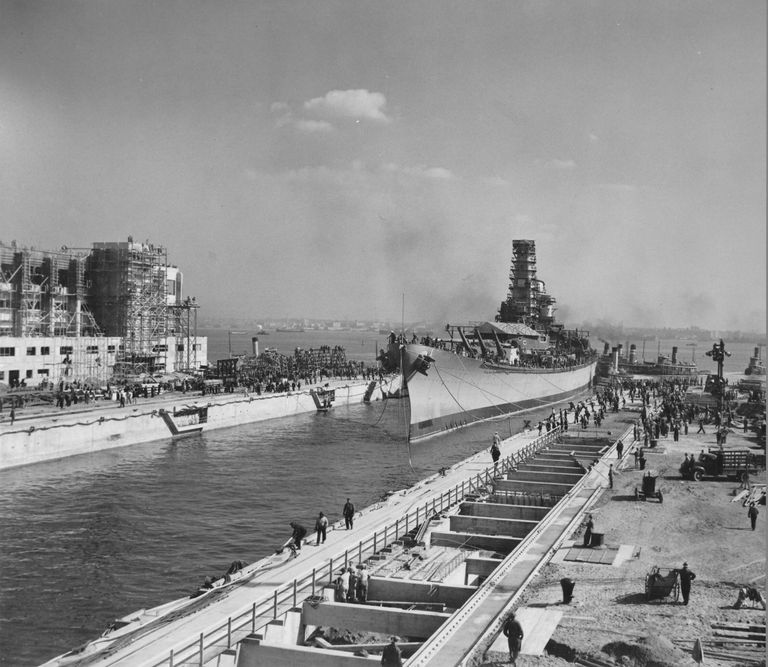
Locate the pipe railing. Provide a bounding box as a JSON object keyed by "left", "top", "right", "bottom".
{"left": 148, "top": 428, "right": 562, "bottom": 667}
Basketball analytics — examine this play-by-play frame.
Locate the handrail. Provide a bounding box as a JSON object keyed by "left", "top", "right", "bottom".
{"left": 146, "top": 428, "right": 562, "bottom": 667}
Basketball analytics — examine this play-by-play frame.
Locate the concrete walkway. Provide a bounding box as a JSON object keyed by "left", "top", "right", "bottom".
{"left": 52, "top": 425, "right": 552, "bottom": 666}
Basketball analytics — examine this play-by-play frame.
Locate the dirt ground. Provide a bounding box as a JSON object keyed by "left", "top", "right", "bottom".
{"left": 481, "top": 398, "right": 767, "bottom": 667}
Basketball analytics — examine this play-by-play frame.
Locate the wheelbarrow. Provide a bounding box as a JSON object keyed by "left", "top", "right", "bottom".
{"left": 635, "top": 471, "right": 663, "bottom": 502}
{"left": 645, "top": 566, "right": 680, "bottom": 602}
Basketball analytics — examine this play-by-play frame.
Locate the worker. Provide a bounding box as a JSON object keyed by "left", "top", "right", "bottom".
{"left": 583, "top": 514, "right": 594, "bottom": 547}
{"left": 287, "top": 521, "right": 307, "bottom": 554}
{"left": 678, "top": 563, "right": 696, "bottom": 605}
{"left": 734, "top": 586, "right": 767, "bottom": 610}
{"left": 502, "top": 611, "right": 524, "bottom": 665}
{"left": 747, "top": 502, "right": 759, "bottom": 530}
{"left": 343, "top": 498, "right": 355, "bottom": 529}
{"left": 381, "top": 637, "right": 403, "bottom": 666}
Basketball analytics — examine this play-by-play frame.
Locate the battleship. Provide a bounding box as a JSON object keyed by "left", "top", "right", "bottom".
{"left": 398, "top": 240, "right": 597, "bottom": 442}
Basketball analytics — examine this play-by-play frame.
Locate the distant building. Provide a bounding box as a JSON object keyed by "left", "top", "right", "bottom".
{"left": 0, "top": 237, "right": 207, "bottom": 387}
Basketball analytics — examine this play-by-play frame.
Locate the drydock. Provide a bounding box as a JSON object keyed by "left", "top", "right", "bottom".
{"left": 47, "top": 416, "right": 631, "bottom": 667}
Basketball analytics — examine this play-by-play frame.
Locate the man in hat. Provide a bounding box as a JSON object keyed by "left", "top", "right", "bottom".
{"left": 678, "top": 562, "right": 696, "bottom": 605}
{"left": 502, "top": 611, "right": 524, "bottom": 664}
{"left": 381, "top": 637, "right": 402, "bottom": 666}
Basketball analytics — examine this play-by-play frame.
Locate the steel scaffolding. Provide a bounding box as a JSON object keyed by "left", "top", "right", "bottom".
{"left": 0, "top": 241, "right": 100, "bottom": 338}
{"left": 87, "top": 240, "right": 169, "bottom": 375}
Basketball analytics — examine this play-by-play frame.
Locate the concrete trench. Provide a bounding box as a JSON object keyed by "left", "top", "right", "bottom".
{"left": 232, "top": 434, "right": 611, "bottom": 667}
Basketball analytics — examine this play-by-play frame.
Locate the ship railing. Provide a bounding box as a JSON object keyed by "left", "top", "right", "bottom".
{"left": 147, "top": 428, "right": 563, "bottom": 667}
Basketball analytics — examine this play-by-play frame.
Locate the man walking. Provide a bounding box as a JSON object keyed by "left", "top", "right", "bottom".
{"left": 315, "top": 511, "right": 328, "bottom": 544}
{"left": 502, "top": 611, "right": 524, "bottom": 665}
{"left": 747, "top": 502, "right": 759, "bottom": 530}
{"left": 343, "top": 498, "right": 355, "bottom": 530}
{"left": 491, "top": 432, "right": 501, "bottom": 472}
{"left": 678, "top": 562, "right": 696, "bottom": 605}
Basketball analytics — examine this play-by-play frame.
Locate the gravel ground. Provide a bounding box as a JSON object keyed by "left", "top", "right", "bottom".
{"left": 480, "top": 399, "right": 766, "bottom": 667}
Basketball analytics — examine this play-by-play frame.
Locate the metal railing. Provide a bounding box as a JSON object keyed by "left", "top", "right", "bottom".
{"left": 147, "top": 428, "right": 562, "bottom": 667}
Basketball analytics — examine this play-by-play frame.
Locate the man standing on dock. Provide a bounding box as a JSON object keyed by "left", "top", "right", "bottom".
{"left": 343, "top": 498, "right": 355, "bottom": 529}
{"left": 502, "top": 611, "right": 524, "bottom": 665}
{"left": 381, "top": 637, "right": 403, "bottom": 666}
{"left": 678, "top": 562, "right": 696, "bottom": 605}
{"left": 315, "top": 512, "right": 328, "bottom": 544}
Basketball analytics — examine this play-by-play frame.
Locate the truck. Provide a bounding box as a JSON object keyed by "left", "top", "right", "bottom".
{"left": 680, "top": 448, "right": 766, "bottom": 483}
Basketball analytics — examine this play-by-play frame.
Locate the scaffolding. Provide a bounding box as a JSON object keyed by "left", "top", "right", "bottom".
{"left": 497, "top": 239, "right": 557, "bottom": 329}
{"left": 87, "top": 239, "right": 169, "bottom": 375}
{"left": 169, "top": 296, "right": 200, "bottom": 372}
{"left": 0, "top": 241, "right": 100, "bottom": 338}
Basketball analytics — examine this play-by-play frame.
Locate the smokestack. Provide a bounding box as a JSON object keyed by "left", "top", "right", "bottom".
{"left": 603, "top": 342, "right": 610, "bottom": 355}
{"left": 672, "top": 346, "right": 678, "bottom": 364}
{"left": 629, "top": 344, "right": 637, "bottom": 363}
{"left": 617, "top": 344, "right": 623, "bottom": 360}
{"left": 612, "top": 347, "right": 619, "bottom": 373}
{"left": 755, "top": 347, "right": 761, "bottom": 359}
{"left": 251, "top": 336, "right": 259, "bottom": 356}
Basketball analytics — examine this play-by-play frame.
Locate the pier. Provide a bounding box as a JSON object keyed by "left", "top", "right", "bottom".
{"left": 47, "top": 418, "right": 628, "bottom": 667}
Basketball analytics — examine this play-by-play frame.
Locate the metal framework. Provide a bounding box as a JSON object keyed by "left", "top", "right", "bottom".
{"left": 0, "top": 242, "right": 101, "bottom": 338}
{"left": 169, "top": 296, "right": 200, "bottom": 372}
{"left": 497, "top": 239, "right": 556, "bottom": 329}
{"left": 87, "top": 240, "right": 169, "bottom": 374}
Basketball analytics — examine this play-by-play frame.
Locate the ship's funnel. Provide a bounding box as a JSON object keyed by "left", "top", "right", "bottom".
{"left": 755, "top": 347, "right": 761, "bottom": 359}
{"left": 629, "top": 344, "right": 637, "bottom": 363}
{"left": 612, "top": 347, "right": 619, "bottom": 373}
{"left": 603, "top": 342, "right": 610, "bottom": 355}
{"left": 252, "top": 336, "right": 259, "bottom": 356}
{"left": 671, "top": 346, "right": 678, "bottom": 364}
{"left": 617, "top": 344, "right": 623, "bottom": 360}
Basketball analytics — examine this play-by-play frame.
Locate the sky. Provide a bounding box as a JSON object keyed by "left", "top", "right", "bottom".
{"left": 0, "top": 0, "right": 765, "bottom": 331}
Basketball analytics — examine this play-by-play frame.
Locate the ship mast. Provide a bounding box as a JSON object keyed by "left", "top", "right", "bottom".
{"left": 496, "top": 239, "right": 556, "bottom": 331}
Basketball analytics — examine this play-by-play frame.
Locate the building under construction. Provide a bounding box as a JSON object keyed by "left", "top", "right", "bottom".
{"left": 0, "top": 238, "right": 206, "bottom": 386}
{"left": 496, "top": 239, "right": 557, "bottom": 330}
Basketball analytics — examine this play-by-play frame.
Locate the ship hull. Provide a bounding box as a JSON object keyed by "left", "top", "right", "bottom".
{"left": 402, "top": 344, "right": 596, "bottom": 441}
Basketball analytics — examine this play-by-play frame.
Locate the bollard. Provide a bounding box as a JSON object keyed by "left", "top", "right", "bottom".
{"left": 560, "top": 577, "right": 575, "bottom": 604}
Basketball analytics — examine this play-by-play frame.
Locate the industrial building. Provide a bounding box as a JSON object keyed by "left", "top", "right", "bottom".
{"left": 0, "top": 238, "right": 206, "bottom": 387}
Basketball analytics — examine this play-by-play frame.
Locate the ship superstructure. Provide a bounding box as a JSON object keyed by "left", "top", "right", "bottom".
{"left": 401, "top": 239, "right": 595, "bottom": 441}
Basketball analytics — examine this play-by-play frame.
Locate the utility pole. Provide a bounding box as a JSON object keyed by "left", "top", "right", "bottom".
{"left": 705, "top": 339, "right": 730, "bottom": 415}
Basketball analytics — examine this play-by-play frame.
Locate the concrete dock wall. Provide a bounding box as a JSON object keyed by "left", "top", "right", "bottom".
{"left": 0, "top": 381, "right": 371, "bottom": 470}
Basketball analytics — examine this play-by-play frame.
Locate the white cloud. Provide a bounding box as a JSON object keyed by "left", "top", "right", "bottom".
{"left": 304, "top": 89, "right": 391, "bottom": 123}
{"left": 294, "top": 119, "right": 334, "bottom": 133}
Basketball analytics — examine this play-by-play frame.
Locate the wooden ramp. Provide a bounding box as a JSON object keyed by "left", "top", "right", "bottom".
{"left": 487, "top": 607, "right": 564, "bottom": 656}
{"left": 564, "top": 546, "right": 619, "bottom": 565}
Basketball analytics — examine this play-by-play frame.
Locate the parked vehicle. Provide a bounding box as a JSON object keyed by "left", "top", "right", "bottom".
{"left": 680, "top": 448, "right": 766, "bottom": 483}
